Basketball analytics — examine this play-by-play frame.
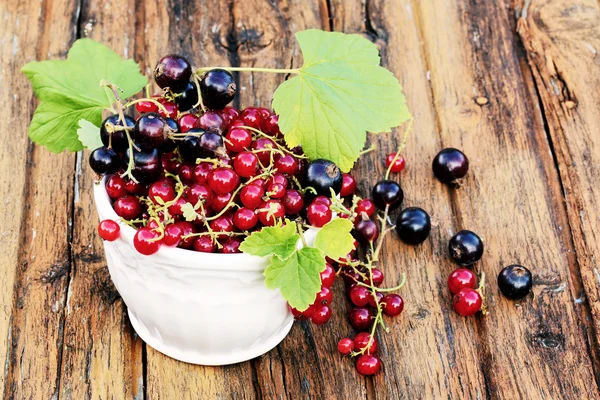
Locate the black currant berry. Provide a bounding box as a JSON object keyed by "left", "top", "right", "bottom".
{"left": 154, "top": 54, "right": 192, "bottom": 93}
{"left": 89, "top": 146, "right": 120, "bottom": 175}
{"left": 100, "top": 114, "right": 135, "bottom": 152}
{"left": 134, "top": 113, "right": 167, "bottom": 150}
{"left": 355, "top": 219, "right": 379, "bottom": 243}
{"left": 200, "top": 69, "right": 236, "bottom": 110}
{"left": 432, "top": 148, "right": 469, "bottom": 183}
{"left": 176, "top": 81, "right": 199, "bottom": 112}
{"left": 302, "top": 159, "right": 343, "bottom": 197}
{"left": 178, "top": 130, "right": 206, "bottom": 162}
{"left": 498, "top": 265, "right": 533, "bottom": 300}
{"left": 160, "top": 118, "right": 180, "bottom": 153}
{"left": 123, "top": 148, "right": 162, "bottom": 184}
{"left": 199, "top": 131, "right": 225, "bottom": 156}
{"left": 449, "top": 230, "right": 483, "bottom": 266}
{"left": 372, "top": 180, "right": 403, "bottom": 211}
{"left": 396, "top": 207, "right": 431, "bottom": 245}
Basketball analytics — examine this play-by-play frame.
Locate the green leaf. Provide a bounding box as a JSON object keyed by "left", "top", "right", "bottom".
{"left": 239, "top": 221, "right": 299, "bottom": 259}
{"left": 22, "top": 38, "right": 147, "bottom": 153}
{"left": 180, "top": 202, "right": 199, "bottom": 222}
{"left": 77, "top": 119, "right": 103, "bottom": 150}
{"left": 264, "top": 247, "right": 326, "bottom": 311}
{"left": 314, "top": 218, "right": 355, "bottom": 260}
{"left": 272, "top": 30, "right": 411, "bottom": 171}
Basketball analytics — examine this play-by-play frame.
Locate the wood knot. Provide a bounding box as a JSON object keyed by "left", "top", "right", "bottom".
{"left": 532, "top": 332, "right": 565, "bottom": 349}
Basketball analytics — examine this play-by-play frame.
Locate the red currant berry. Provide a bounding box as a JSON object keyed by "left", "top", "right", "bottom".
{"left": 133, "top": 227, "right": 161, "bottom": 255}
{"left": 340, "top": 173, "right": 357, "bottom": 197}
{"left": 311, "top": 305, "right": 332, "bottom": 325}
{"left": 220, "top": 106, "right": 240, "bottom": 125}
{"left": 307, "top": 202, "right": 332, "bottom": 228}
{"left": 233, "top": 208, "right": 259, "bottom": 231}
{"left": 124, "top": 179, "right": 144, "bottom": 195}
{"left": 105, "top": 175, "right": 127, "bottom": 199}
{"left": 264, "top": 114, "right": 281, "bottom": 136}
{"left": 178, "top": 164, "right": 194, "bottom": 184}
{"left": 315, "top": 286, "right": 333, "bottom": 305}
{"left": 386, "top": 152, "right": 406, "bottom": 173}
{"left": 161, "top": 153, "right": 181, "bottom": 174}
{"left": 198, "top": 111, "right": 225, "bottom": 133}
{"left": 320, "top": 263, "right": 336, "bottom": 288}
{"left": 158, "top": 99, "right": 178, "bottom": 119}
{"left": 291, "top": 304, "right": 315, "bottom": 321}
{"left": 220, "top": 237, "right": 243, "bottom": 253}
{"left": 178, "top": 113, "right": 199, "bottom": 133}
{"left": 369, "top": 268, "right": 384, "bottom": 287}
{"left": 256, "top": 107, "right": 270, "bottom": 119}
{"left": 162, "top": 223, "right": 183, "bottom": 247}
{"left": 210, "top": 216, "right": 234, "bottom": 238}
{"left": 342, "top": 268, "right": 362, "bottom": 285}
{"left": 208, "top": 167, "right": 240, "bottom": 194}
{"left": 113, "top": 195, "right": 142, "bottom": 220}
{"left": 257, "top": 200, "right": 285, "bottom": 226}
{"left": 168, "top": 197, "right": 188, "bottom": 216}
{"left": 282, "top": 190, "right": 304, "bottom": 215}
{"left": 354, "top": 332, "right": 378, "bottom": 354}
{"left": 355, "top": 199, "right": 375, "bottom": 218}
{"left": 453, "top": 288, "right": 482, "bottom": 317}
{"left": 234, "top": 152, "right": 259, "bottom": 178}
{"left": 355, "top": 219, "right": 379, "bottom": 243}
{"left": 267, "top": 182, "right": 286, "bottom": 199}
{"left": 193, "top": 236, "right": 216, "bottom": 253}
{"left": 239, "top": 108, "right": 265, "bottom": 130}
{"left": 368, "top": 291, "right": 383, "bottom": 308}
{"left": 448, "top": 268, "right": 477, "bottom": 295}
{"left": 356, "top": 355, "right": 381, "bottom": 376}
{"left": 240, "top": 184, "right": 264, "bottom": 209}
{"left": 337, "top": 338, "right": 355, "bottom": 355}
{"left": 211, "top": 192, "right": 233, "bottom": 213}
{"left": 175, "top": 221, "right": 196, "bottom": 249}
{"left": 274, "top": 154, "right": 299, "bottom": 175}
{"left": 252, "top": 138, "right": 276, "bottom": 166}
{"left": 225, "top": 127, "right": 252, "bottom": 153}
{"left": 192, "top": 162, "right": 214, "bottom": 184}
{"left": 149, "top": 179, "right": 176, "bottom": 204}
{"left": 135, "top": 100, "right": 158, "bottom": 114}
{"left": 382, "top": 294, "right": 404, "bottom": 317}
{"left": 349, "top": 285, "right": 370, "bottom": 307}
{"left": 186, "top": 183, "right": 214, "bottom": 208}
{"left": 313, "top": 195, "right": 332, "bottom": 206}
{"left": 98, "top": 219, "right": 120, "bottom": 241}
{"left": 349, "top": 307, "right": 373, "bottom": 331}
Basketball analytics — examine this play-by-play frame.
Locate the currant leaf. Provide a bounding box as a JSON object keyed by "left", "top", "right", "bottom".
{"left": 239, "top": 221, "right": 299, "bottom": 259}
{"left": 264, "top": 247, "right": 326, "bottom": 311}
{"left": 273, "top": 29, "right": 411, "bottom": 171}
{"left": 22, "top": 39, "right": 147, "bottom": 153}
{"left": 77, "top": 119, "right": 103, "bottom": 150}
{"left": 314, "top": 218, "right": 355, "bottom": 260}
{"left": 180, "top": 203, "right": 199, "bottom": 222}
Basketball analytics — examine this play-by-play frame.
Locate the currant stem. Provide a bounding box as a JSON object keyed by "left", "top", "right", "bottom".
{"left": 195, "top": 67, "right": 300, "bottom": 75}
{"left": 385, "top": 118, "right": 414, "bottom": 179}
{"left": 372, "top": 205, "right": 390, "bottom": 262}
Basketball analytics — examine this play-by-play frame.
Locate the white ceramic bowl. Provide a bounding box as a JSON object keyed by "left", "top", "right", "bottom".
{"left": 93, "top": 178, "right": 300, "bottom": 366}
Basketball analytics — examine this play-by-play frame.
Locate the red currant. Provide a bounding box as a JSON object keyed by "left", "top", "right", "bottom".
{"left": 135, "top": 100, "right": 158, "bottom": 114}
{"left": 307, "top": 201, "right": 332, "bottom": 228}
{"left": 315, "top": 286, "right": 333, "bottom": 305}
{"left": 274, "top": 154, "right": 299, "bottom": 175}
{"left": 267, "top": 182, "right": 286, "bottom": 199}
{"left": 168, "top": 197, "right": 188, "bottom": 216}
{"left": 233, "top": 208, "right": 259, "bottom": 230}
{"left": 178, "top": 164, "right": 194, "bottom": 184}
{"left": 252, "top": 137, "right": 276, "bottom": 166}
{"left": 354, "top": 332, "right": 378, "bottom": 354}
{"left": 105, "top": 175, "right": 127, "bottom": 199}
{"left": 98, "top": 219, "right": 120, "bottom": 241}
{"left": 220, "top": 106, "right": 240, "bottom": 126}
{"left": 157, "top": 99, "right": 178, "bottom": 119}
{"left": 448, "top": 268, "right": 477, "bottom": 294}
{"left": 257, "top": 200, "right": 285, "bottom": 226}
{"left": 133, "top": 227, "right": 161, "bottom": 255}
{"left": 340, "top": 173, "right": 357, "bottom": 197}
{"left": 313, "top": 195, "right": 332, "bottom": 206}
{"left": 368, "top": 291, "right": 383, "bottom": 308}
{"left": 162, "top": 223, "right": 183, "bottom": 247}
{"left": 209, "top": 216, "right": 234, "bottom": 238}
{"left": 355, "top": 355, "right": 381, "bottom": 376}
{"left": 233, "top": 152, "right": 259, "bottom": 178}
{"left": 337, "top": 338, "right": 354, "bottom": 355}
{"left": 148, "top": 179, "right": 176, "bottom": 204}
{"left": 320, "top": 263, "right": 336, "bottom": 288}
{"left": 178, "top": 113, "right": 199, "bottom": 132}
{"left": 311, "top": 305, "right": 332, "bottom": 325}
{"left": 211, "top": 192, "right": 233, "bottom": 213}
{"left": 349, "top": 285, "right": 370, "bottom": 307}
{"left": 453, "top": 288, "right": 482, "bottom": 316}
{"left": 220, "top": 237, "right": 243, "bottom": 253}
{"left": 193, "top": 236, "right": 216, "bottom": 253}
{"left": 355, "top": 199, "right": 375, "bottom": 218}
{"left": 282, "top": 190, "right": 304, "bottom": 215}
{"left": 225, "top": 127, "right": 252, "bottom": 153}
{"left": 264, "top": 114, "right": 281, "bottom": 136}
{"left": 239, "top": 108, "right": 265, "bottom": 130}
{"left": 256, "top": 107, "right": 271, "bottom": 119}
{"left": 369, "top": 268, "right": 384, "bottom": 287}
{"left": 386, "top": 152, "right": 406, "bottom": 173}
{"left": 355, "top": 219, "right": 379, "bottom": 243}
{"left": 193, "top": 162, "right": 214, "bottom": 184}
{"left": 175, "top": 221, "right": 196, "bottom": 249}
{"left": 382, "top": 294, "right": 404, "bottom": 317}
{"left": 186, "top": 183, "right": 214, "bottom": 208}
{"left": 208, "top": 167, "right": 240, "bottom": 194}
{"left": 349, "top": 307, "right": 373, "bottom": 331}
{"left": 113, "top": 195, "right": 142, "bottom": 220}
{"left": 291, "top": 304, "right": 315, "bottom": 321}
{"left": 240, "top": 184, "right": 264, "bottom": 209}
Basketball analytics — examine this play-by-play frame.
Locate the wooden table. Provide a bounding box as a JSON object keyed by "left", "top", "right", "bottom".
{"left": 2, "top": 0, "right": 600, "bottom": 398}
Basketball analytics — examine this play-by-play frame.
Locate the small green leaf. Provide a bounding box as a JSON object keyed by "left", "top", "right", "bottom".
{"left": 22, "top": 39, "right": 147, "bottom": 153}
{"left": 273, "top": 30, "right": 411, "bottom": 171}
{"left": 314, "top": 218, "right": 355, "bottom": 260}
{"left": 77, "top": 119, "right": 103, "bottom": 150}
{"left": 180, "top": 202, "right": 198, "bottom": 222}
{"left": 264, "top": 247, "right": 326, "bottom": 311}
{"left": 239, "top": 221, "right": 299, "bottom": 259}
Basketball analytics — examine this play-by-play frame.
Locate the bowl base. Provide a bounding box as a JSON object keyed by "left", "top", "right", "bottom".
{"left": 127, "top": 309, "right": 294, "bottom": 366}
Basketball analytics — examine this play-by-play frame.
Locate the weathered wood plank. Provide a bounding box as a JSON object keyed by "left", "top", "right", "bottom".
{"left": 409, "top": 0, "right": 599, "bottom": 397}
{"left": 57, "top": 1, "right": 145, "bottom": 398}
{"left": 517, "top": 0, "right": 600, "bottom": 379}
{"left": 2, "top": 0, "right": 80, "bottom": 398}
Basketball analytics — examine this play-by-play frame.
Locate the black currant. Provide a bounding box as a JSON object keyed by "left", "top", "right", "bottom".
{"left": 396, "top": 207, "right": 431, "bottom": 245}
{"left": 100, "top": 114, "right": 135, "bottom": 152}
{"left": 200, "top": 69, "right": 236, "bottom": 110}
{"left": 160, "top": 118, "right": 180, "bottom": 152}
{"left": 372, "top": 180, "right": 403, "bottom": 211}
{"left": 123, "top": 148, "right": 162, "bottom": 184}
{"left": 154, "top": 54, "right": 192, "bottom": 93}
{"left": 355, "top": 219, "right": 379, "bottom": 243}
{"left": 178, "top": 129, "right": 206, "bottom": 162}
{"left": 302, "top": 159, "right": 343, "bottom": 197}
{"left": 176, "top": 81, "right": 199, "bottom": 112}
{"left": 432, "top": 148, "right": 469, "bottom": 183}
{"left": 498, "top": 265, "right": 533, "bottom": 300}
{"left": 134, "top": 113, "right": 167, "bottom": 150}
{"left": 449, "top": 230, "right": 483, "bottom": 266}
{"left": 199, "top": 131, "right": 225, "bottom": 157}
{"left": 89, "top": 146, "right": 120, "bottom": 175}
